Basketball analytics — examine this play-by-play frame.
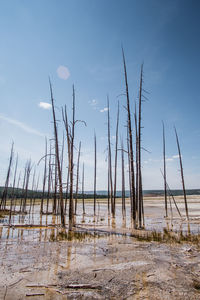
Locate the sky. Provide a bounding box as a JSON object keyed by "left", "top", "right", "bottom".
{"left": 0, "top": 0, "right": 200, "bottom": 190}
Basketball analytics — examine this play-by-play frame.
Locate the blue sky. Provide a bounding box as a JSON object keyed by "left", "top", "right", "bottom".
{"left": 0, "top": 0, "right": 200, "bottom": 190}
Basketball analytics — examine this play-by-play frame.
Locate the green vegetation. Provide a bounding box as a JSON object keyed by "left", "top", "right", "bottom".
{"left": 0, "top": 186, "right": 113, "bottom": 200}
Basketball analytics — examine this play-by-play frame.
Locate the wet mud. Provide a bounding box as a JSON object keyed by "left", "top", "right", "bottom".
{"left": 0, "top": 196, "right": 200, "bottom": 299}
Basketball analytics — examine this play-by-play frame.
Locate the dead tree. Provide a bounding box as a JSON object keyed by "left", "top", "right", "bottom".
{"left": 127, "top": 121, "right": 132, "bottom": 214}
{"left": 29, "top": 166, "right": 36, "bottom": 214}
{"left": 0, "top": 142, "right": 14, "bottom": 210}
{"left": 65, "top": 167, "right": 69, "bottom": 212}
{"left": 162, "top": 122, "right": 168, "bottom": 217}
{"left": 14, "top": 171, "right": 21, "bottom": 211}
{"left": 49, "top": 79, "right": 65, "bottom": 227}
{"left": 174, "top": 127, "right": 189, "bottom": 220}
{"left": 94, "top": 132, "right": 97, "bottom": 216}
{"left": 122, "top": 47, "right": 136, "bottom": 225}
{"left": 41, "top": 138, "right": 47, "bottom": 214}
{"left": 121, "top": 138, "right": 126, "bottom": 218}
{"left": 63, "top": 86, "right": 84, "bottom": 230}
{"left": 20, "top": 164, "right": 27, "bottom": 212}
{"left": 75, "top": 141, "right": 81, "bottom": 214}
{"left": 11, "top": 154, "right": 18, "bottom": 202}
{"left": 160, "top": 169, "right": 182, "bottom": 218}
{"left": 134, "top": 104, "right": 139, "bottom": 224}
{"left": 113, "top": 101, "right": 119, "bottom": 212}
{"left": 69, "top": 87, "right": 76, "bottom": 229}
{"left": 82, "top": 163, "right": 85, "bottom": 214}
{"left": 107, "top": 96, "right": 114, "bottom": 217}
{"left": 137, "top": 64, "right": 144, "bottom": 228}
{"left": 46, "top": 143, "right": 52, "bottom": 214}
{"left": 60, "top": 132, "right": 65, "bottom": 176}
{"left": 107, "top": 156, "right": 110, "bottom": 215}
{"left": 9, "top": 154, "right": 18, "bottom": 223}
{"left": 22, "top": 159, "right": 32, "bottom": 213}
{"left": 62, "top": 106, "right": 70, "bottom": 213}
{"left": 52, "top": 155, "right": 58, "bottom": 214}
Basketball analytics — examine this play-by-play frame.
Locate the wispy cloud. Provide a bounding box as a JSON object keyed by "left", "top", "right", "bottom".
{"left": 165, "top": 155, "right": 181, "bottom": 162}
{"left": 100, "top": 107, "right": 108, "bottom": 113}
{"left": 0, "top": 114, "right": 44, "bottom": 137}
{"left": 57, "top": 65, "right": 70, "bottom": 80}
{"left": 144, "top": 154, "right": 180, "bottom": 165}
{"left": 38, "top": 102, "right": 52, "bottom": 110}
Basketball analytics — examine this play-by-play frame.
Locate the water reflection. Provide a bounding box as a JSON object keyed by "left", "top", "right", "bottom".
{"left": 0, "top": 198, "right": 200, "bottom": 242}
{"left": 111, "top": 218, "right": 116, "bottom": 229}
{"left": 66, "top": 245, "right": 72, "bottom": 269}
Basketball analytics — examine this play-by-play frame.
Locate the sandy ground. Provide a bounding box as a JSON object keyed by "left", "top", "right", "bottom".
{"left": 0, "top": 196, "right": 200, "bottom": 299}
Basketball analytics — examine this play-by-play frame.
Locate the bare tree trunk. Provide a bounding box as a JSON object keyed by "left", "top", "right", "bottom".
{"left": 60, "top": 132, "right": 65, "bottom": 176}
{"left": 94, "top": 132, "right": 97, "bottom": 216}
{"left": 82, "top": 163, "right": 85, "bottom": 214}
{"left": 62, "top": 87, "right": 86, "bottom": 229}
{"left": 160, "top": 170, "right": 182, "bottom": 218}
{"left": 68, "top": 85, "right": 76, "bottom": 230}
{"left": 9, "top": 154, "right": 18, "bottom": 223}
{"left": 46, "top": 143, "right": 52, "bottom": 214}
{"left": 29, "top": 166, "right": 36, "bottom": 214}
{"left": 121, "top": 138, "right": 126, "bottom": 218}
{"left": 62, "top": 106, "right": 71, "bottom": 214}
{"left": 20, "top": 165, "right": 27, "bottom": 212}
{"left": 41, "top": 138, "right": 47, "bottom": 214}
{"left": 127, "top": 122, "right": 132, "bottom": 216}
{"left": 22, "top": 159, "right": 31, "bottom": 213}
{"left": 107, "top": 96, "right": 114, "bottom": 217}
{"left": 113, "top": 101, "right": 119, "bottom": 213}
{"left": 0, "top": 142, "right": 14, "bottom": 210}
{"left": 122, "top": 48, "right": 136, "bottom": 226}
{"left": 53, "top": 156, "right": 58, "bottom": 214}
{"left": 75, "top": 142, "right": 81, "bottom": 214}
{"left": 49, "top": 79, "right": 65, "bottom": 227}
{"left": 14, "top": 171, "right": 21, "bottom": 212}
{"left": 107, "top": 155, "right": 110, "bottom": 215}
{"left": 134, "top": 104, "right": 138, "bottom": 225}
{"left": 174, "top": 127, "right": 189, "bottom": 220}
{"left": 138, "top": 64, "right": 144, "bottom": 228}
{"left": 162, "top": 122, "right": 168, "bottom": 217}
{"left": 65, "top": 167, "right": 69, "bottom": 212}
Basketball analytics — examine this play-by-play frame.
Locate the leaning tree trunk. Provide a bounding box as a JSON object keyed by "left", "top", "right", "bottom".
{"left": 174, "top": 127, "right": 189, "bottom": 220}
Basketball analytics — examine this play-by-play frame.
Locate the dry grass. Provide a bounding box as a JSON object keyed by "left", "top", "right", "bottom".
{"left": 131, "top": 228, "right": 200, "bottom": 245}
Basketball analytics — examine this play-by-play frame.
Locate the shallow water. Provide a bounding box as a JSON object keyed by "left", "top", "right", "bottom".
{"left": 1, "top": 196, "right": 200, "bottom": 241}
